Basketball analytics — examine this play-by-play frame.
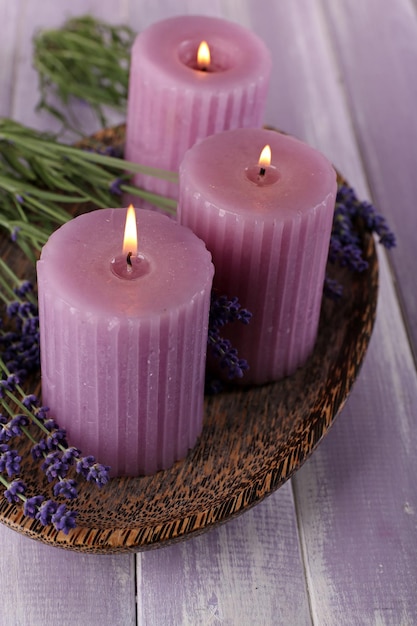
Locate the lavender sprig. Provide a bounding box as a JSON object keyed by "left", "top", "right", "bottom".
{"left": 0, "top": 445, "right": 77, "bottom": 535}
{"left": 325, "top": 184, "right": 396, "bottom": 298}
{"left": 0, "top": 472, "right": 77, "bottom": 534}
{"left": 0, "top": 268, "right": 40, "bottom": 379}
{"left": 1, "top": 379, "right": 111, "bottom": 492}
{"left": 206, "top": 293, "right": 252, "bottom": 393}
{"left": 0, "top": 267, "right": 110, "bottom": 533}
{"left": 33, "top": 15, "right": 134, "bottom": 132}
{"left": 0, "top": 369, "right": 109, "bottom": 533}
{"left": 0, "top": 118, "right": 178, "bottom": 262}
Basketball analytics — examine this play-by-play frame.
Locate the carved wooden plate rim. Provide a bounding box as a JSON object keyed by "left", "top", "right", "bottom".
{"left": 0, "top": 125, "right": 379, "bottom": 553}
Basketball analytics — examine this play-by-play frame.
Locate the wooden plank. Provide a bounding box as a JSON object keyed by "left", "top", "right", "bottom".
{"left": 293, "top": 250, "right": 417, "bottom": 625}
{"left": 320, "top": 0, "right": 417, "bottom": 360}
{"left": 0, "top": 0, "right": 23, "bottom": 117}
{"left": 128, "top": 0, "right": 224, "bottom": 31}
{"left": 0, "top": 524, "right": 136, "bottom": 626}
{"left": 238, "top": 0, "right": 367, "bottom": 191}
{"left": 137, "top": 482, "right": 312, "bottom": 626}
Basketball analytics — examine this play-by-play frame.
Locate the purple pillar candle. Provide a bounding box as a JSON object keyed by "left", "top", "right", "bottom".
{"left": 37, "top": 208, "right": 214, "bottom": 476}
{"left": 178, "top": 128, "right": 337, "bottom": 385}
{"left": 125, "top": 15, "right": 271, "bottom": 206}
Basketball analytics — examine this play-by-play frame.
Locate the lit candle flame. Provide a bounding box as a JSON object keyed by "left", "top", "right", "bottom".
{"left": 258, "top": 145, "right": 272, "bottom": 168}
{"left": 123, "top": 205, "right": 138, "bottom": 256}
{"left": 197, "top": 40, "right": 211, "bottom": 70}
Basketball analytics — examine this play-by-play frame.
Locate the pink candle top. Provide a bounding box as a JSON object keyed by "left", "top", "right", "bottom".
{"left": 178, "top": 128, "right": 337, "bottom": 383}
{"left": 180, "top": 128, "right": 336, "bottom": 222}
{"left": 128, "top": 15, "right": 271, "bottom": 92}
{"left": 39, "top": 209, "right": 211, "bottom": 316}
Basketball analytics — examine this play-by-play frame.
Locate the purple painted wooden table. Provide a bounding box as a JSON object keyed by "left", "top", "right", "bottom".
{"left": 1, "top": 1, "right": 416, "bottom": 624}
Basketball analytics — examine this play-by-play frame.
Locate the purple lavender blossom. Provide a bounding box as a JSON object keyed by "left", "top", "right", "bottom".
{"left": 53, "top": 478, "right": 78, "bottom": 500}
{"left": 219, "top": 347, "right": 249, "bottom": 380}
{"left": 23, "top": 495, "right": 44, "bottom": 518}
{"left": 76, "top": 456, "right": 110, "bottom": 487}
{"left": 209, "top": 294, "right": 252, "bottom": 329}
{"left": 109, "top": 177, "right": 124, "bottom": 196}
{"left": 45, "top": 428, "right": 68, "bottom": 450}
{"left": 61, "top": 446, "right": 82, "bottom": 464}
{"left": 0, "top": 414, "right": 28, "bottom": 443}
{"left": 206, "top": 293, "right": 252, "bottom": 392}
{"left": 13, "top": 281, "right": 33, "bottom": 298}
{"left": 0, "top": 374, "right": 20, "bottom": 397}
{"left": 31, "top": 439, "right": 48, "bottom": 460}
{"left": 43, "top": 418, "right": 59, "bottom": 432}
{"left": 41, "top": 450, "right": 69, "bottom": 482}
{"left": 22, "top": 394, "right": 38, "bottom": 409}
{"left": 4, "top": 479, "right": 26, "bottom": 503}
{"left": 6, "top": 302, "right": 20, "bottom": 317}
{"left": 35, "top": 499, "right": 58, "bottom": 526}
{"left": 324, "top": 183, "right": 396, "bottom": 298}
{"left": 0, "top": 446, "right": 21, "bottom": 476}
{"left": 10, "top": 227, "right": 21, "bottom": 243}
{"left": 51, "top": 503, "right": 77, "bottom": 534}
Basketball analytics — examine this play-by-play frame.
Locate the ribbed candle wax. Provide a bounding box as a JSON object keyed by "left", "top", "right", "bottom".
{"left": 178, "top": 128, "right": 337, "bottom": 384}
{"left": 125, "top": 15, "right": 271, "bottom": 206}
{"left": 37, "top": 209, "right": 214, "bottom": 476}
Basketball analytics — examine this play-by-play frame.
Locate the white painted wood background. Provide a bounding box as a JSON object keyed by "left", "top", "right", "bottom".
{"left": 0, "top": 0, "right": 416, "bottom": 624}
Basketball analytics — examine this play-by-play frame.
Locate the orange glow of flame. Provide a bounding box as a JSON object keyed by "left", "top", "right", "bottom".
{"left": 197, "top": 40, "right": 211, "bottom": 69}
{"left": 258, "top": 145, "right": 272, "bottom": 168}
{"left": 123, "top": 205, "right": 138, "bottom": 256}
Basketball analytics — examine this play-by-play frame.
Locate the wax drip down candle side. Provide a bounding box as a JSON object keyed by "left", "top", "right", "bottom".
{"left": 37, "top": 208, "right": 214, "bottom": 477}
{"left": 124, "top": 15, "right": 272, "bottom": 209}
{"left": 178, "top": 128, "right": 337, "bottom": 385}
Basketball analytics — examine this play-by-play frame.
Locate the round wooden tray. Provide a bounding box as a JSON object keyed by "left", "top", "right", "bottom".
{"left": 0, "top": 128, "right": 379, "bottom": 553}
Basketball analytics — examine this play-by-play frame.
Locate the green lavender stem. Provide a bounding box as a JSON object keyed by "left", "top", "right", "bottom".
{"left": 33, "top": 15, "right": 134, "bottom": 131}
{"left": 0, "top": 118, "right": 178, "bottom": 260}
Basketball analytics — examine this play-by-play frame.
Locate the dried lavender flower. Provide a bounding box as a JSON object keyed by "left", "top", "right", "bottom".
{"left": 325, "top": 184, "right": 396, "bottom": 297}
{"left": 76, "top": 456, "right": 111, "bottom": 488}
{"left": 0, "top": 445, "right": 22, "bottom": 477}
{"left": 206, "top": 293, "right": 252, "bottom": 392}
{"left": 4, "top": 479, "right": 26, "bottom": 503}
{"left": 53, "top": 478, "right": 78, "bottom": 500}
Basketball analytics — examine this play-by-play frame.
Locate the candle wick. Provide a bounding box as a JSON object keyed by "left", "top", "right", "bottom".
{"left": 259, "top": 167, "right": 266, "bottom": 177}
{"left": 126, "top": 251, "right": 133, "bottom": 267}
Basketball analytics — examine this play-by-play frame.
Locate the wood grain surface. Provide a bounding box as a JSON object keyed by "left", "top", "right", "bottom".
{"left": 0, "top": 0, "right": 416, "bottom": 624}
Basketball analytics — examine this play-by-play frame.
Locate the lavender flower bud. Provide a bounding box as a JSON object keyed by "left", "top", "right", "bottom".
{"left": 51, "top": 503, "right": 77, "bottom": 534}
{"left": 45, "top": 428, "right": 68, "bottom": 450}
{"left": 42, "top": 451, "right": 69, "bottom": 482}
{"left": 61, "top": 446, "right": 81, "bottom": 464}
{"left": 23, "top": 495, "right": 44, "bottom": 518}
{"left": 0, "top": 447, "right": 22, "bottom": 476}
{"left": 31, "top": 439, "right": 48, "bottom": 460}
{"left": 36, "top": 499, "right": 58, "bottom": 526}
{"left": 53, "top": 478, "right": 78, "bottom": 500}
{"left": 76, "top": 456, "right": 110, "bottom": 487}
{"left": 4, "top": 479, "right": 26, "bottom": 503}
{"left": 13, "top": 281, "right": 33, "bottom": 298}
{"left": 22, "top": 394, "right": 39, "bottom": 409}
